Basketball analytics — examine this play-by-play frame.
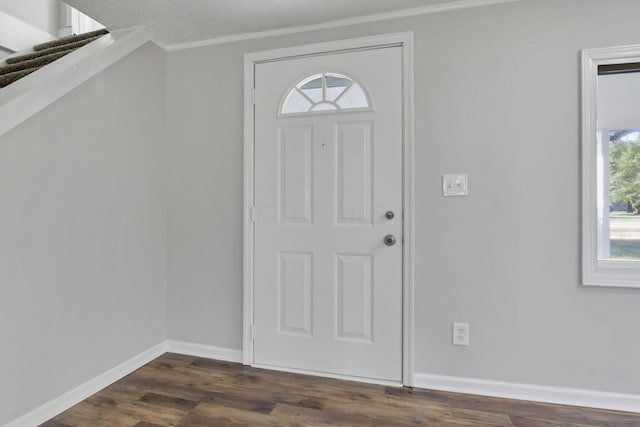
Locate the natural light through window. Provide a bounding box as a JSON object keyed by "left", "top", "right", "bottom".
{"left": 601, "top": 129, "right": 640, "bottom": 260}
{"left": 582, "top": 45, "right": 640, "bottom": 287}
{"left": 281, "top": 73, "right": 370, "bottom": 115}
{"left": 597, "top": 71, "right": 640, "bottom": 262}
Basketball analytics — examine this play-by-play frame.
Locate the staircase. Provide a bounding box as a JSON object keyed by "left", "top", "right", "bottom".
{"left": 0, "top": 28, "right": 109, "bottom": 88}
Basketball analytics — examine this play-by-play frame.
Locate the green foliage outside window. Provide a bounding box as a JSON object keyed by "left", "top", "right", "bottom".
{"left": 610, "top": 138, "right": 640, "bottom": 214}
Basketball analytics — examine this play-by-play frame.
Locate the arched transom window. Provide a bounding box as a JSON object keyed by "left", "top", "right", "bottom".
{"left": 280, "top": 72, "right": 371, "bottom": 115}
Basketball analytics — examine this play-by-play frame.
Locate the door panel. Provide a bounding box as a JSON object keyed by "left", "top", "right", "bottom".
{"left": 335, "top": 122, "right": 373, "bottom": 225}
{"left": 335, "top": 253, "right": 373, "bottom": 342}
{"left": 253, "top": 46, "right": 403, "bottom": 382}
{"left": 277, "top": 126, "right": 313, "bottom": 224}
{"left": 278, "top": 251, "right": 312, "bottom": 336}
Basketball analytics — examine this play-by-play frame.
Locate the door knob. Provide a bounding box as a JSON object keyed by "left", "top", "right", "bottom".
{"left": 385, "top": 211, "right": 395, "bottom": 220}
{"left": 384, "top": 235, "right": 396, "bottom": 246}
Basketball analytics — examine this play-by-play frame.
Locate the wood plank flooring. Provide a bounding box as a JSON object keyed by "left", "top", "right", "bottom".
{"left": 41, "top": 353, "right": 640, "bottom": 426}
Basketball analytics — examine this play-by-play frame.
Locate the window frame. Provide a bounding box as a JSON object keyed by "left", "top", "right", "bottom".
{"left": 582, "top": 44, "right": 640, "bottom": 288}
{"left": 278, "top": 70, "right": 373, "bottom": 117}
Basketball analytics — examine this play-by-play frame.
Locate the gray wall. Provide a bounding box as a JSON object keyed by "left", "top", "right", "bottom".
{"left": 0, "top": 43, "right": 167, "bottom": 425}
{"left": 0, "top": 0, "right": 60, "bottom": 35}
{"left": 166, "top": 0, "right": 640, "bottom": 395}
{"left": 0, "top": 46, "right": 11, "bottom": 61}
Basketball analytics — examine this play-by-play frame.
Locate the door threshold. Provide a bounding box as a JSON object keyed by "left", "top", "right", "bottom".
{"left": 251, "top": 363, "right": 403, "bottom": 387}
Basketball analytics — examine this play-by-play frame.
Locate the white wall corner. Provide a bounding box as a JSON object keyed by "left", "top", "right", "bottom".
{"left": 2, "top": 340, "right": 243, "bottom": 427}
{"left": 413, "top": 373, "right": 640, "bottom": 414}
{"left": 166, "top": 340, "right": 243, "bottom": 363}
{"left": 4, "top": 342, "right": 168, "bottom": 427}
{"left": 4, "top": 341, "right": 242, "bottom": 427}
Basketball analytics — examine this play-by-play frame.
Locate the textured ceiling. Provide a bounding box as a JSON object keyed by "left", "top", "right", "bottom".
{"left": 63, "top": 0, "right": 468, "bottom": 45}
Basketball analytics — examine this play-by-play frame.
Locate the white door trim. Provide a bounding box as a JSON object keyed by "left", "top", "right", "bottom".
{"left": 243, "top": 32, "right": 415, "bottom": 386}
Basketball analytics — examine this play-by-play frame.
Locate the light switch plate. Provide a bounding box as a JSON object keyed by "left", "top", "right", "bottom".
{"left": 443, "top": 174, "right": 468, "bottom": 197}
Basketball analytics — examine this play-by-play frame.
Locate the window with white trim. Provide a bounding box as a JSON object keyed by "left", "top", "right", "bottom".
{"left": 280, "top": 72, "right": 371, "bottom": 115}
{"left": 582, "top": 45, "right": 640, "bottom": 287}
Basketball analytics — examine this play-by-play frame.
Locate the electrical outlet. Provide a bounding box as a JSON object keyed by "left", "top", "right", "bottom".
{"left": 453, "top": 323, "right": 469, "bottom": 346}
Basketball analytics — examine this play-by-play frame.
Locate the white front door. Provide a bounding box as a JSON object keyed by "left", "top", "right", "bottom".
{"left": 253, "top": 46, "right": 403, "bottom": 382}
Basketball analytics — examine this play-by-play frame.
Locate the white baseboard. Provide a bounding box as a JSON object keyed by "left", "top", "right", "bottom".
{"left": 5, "top": 342, "right": 168, "bottom": 427}
{"left": 8, "top": 345, "right": 638, "bottom": 427}
{"left": 414, "top": 373, "right": 640, "bottom": 413}
{"left": 4, "top": 340, "right": 243, "bottom": 427}
{"left": 166, "top": 340, "right": 243, "bottom": 363}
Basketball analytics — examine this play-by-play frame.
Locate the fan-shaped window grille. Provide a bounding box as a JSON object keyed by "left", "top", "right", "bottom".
{"left": 281, "top": 72, "right": 371, "bottom": 115}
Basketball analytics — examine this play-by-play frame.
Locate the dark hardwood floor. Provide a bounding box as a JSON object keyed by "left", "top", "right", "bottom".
{"left": 41, "top": 353, "right": 640, "bottom": 426}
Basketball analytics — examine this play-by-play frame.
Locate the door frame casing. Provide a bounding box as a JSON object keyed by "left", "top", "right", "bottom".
{"left": 243, "top": 32, "right": 415, "bottom": 386}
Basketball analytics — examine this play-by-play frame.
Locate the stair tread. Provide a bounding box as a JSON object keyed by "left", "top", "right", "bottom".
{"left": 0, "top": 29, "right": 109, "bottom": 89}
{"left": 7, "top": 35, "right": 103, "bottom": 65}
{"left": 33, "top": 28, "right": 108, "bottom": 52}
{"left": 0, "top": 67, "right": 40, "bottom": 88}
{"left": 0, "top": 49, "right": 75, "bottom": 76}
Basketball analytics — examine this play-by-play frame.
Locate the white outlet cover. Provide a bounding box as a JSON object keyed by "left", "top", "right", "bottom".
{"left": 453, "top": 322, "right": 470, "bottom": 346}
{"left": 443, "top": 174, "right": 468, "bottom": 197}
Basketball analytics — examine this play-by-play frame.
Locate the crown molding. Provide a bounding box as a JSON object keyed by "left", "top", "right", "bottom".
{"left": 160, "top": 0, "right": 520, "bottom": 52}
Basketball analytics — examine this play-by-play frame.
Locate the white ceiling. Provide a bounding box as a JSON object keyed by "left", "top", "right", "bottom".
{"left": 63, "top": 0, "right": 489, "bottom": 46}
